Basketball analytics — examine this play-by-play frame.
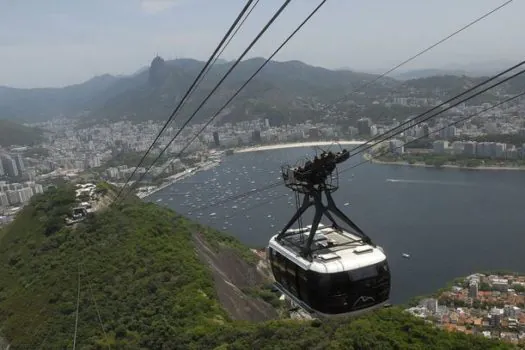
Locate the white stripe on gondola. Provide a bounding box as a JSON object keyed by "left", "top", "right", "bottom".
{"left": 268, "top": 224, "right": 387, "bottom": 274}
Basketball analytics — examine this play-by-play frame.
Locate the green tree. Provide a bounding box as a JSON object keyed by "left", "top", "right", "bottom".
{"left": 433, "top": 158, "right": 446, "bottom": 168}
{"left": 512, "top": 284, "right": 525, "bottom": 293}
{"left": 0, "top": 184, "right": 517, "bottom": 349}
{"left": 479, "top": 282, "right": 491, "bottom": 291}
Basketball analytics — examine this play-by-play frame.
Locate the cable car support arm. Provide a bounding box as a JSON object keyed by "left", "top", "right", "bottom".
{"left": 277, "top": 188, "right": 373, "bottom": 258}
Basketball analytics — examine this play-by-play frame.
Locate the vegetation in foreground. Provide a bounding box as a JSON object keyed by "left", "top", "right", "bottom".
{"left": 0, "top": 185, "right": 519, "bottom": 349}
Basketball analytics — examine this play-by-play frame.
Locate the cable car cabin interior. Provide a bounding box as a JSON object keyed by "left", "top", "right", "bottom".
{"left": 268, "top": 223, "right": 391, "bottom": 317}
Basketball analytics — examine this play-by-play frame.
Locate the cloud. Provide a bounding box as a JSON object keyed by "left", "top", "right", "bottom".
{"left": 139, "top": 0, "right": 183, "bottom": 14}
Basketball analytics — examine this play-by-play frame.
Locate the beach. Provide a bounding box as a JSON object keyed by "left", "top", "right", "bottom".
{"left": 235, "top": 140, "right": 365, "bottom": 153}
{"left": 137, "top": 141, "right": 366, "bottom": 199}
{"left": 137, "top": 159, "right": 220, "bottom": 199}
{"left": 137, "top": 139, "right": 525, "bottom": 200}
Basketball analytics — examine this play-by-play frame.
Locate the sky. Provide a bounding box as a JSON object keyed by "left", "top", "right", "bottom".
{"left": 0, "top": 0, "right": 523, "bottom": 88}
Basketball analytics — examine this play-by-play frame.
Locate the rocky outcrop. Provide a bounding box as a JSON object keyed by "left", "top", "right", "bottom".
{"left": 0, "top": 336, "right": 10, "bottom": 350}
{"left": 192, "top": 232, "right": 278, "bottom": 322}
{"left": 148, "top": 56, "right": 167, "bottom": 87}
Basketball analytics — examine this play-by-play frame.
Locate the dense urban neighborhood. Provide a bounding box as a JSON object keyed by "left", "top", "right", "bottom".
{"left": 2, "top": 82, "right": 525, "bottom": 222}
{"left": 407, "top": 273, "right": 525, "bottom": 345}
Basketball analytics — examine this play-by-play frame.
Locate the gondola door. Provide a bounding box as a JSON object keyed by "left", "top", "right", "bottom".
{"left": 285, "top": 259, "right": 299, "bottom": 298}
{"left": 268, "top": 248, "right": 282, "bottom": 285}
{"left": 297, "top": 267, "right": 310, "bottom": 305}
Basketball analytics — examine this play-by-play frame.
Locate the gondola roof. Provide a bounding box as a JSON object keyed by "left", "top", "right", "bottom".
{"left": 269, "top": 223, "right": 386, "bottom": 273}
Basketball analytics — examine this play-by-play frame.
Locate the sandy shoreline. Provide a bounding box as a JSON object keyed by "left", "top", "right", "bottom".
{"left": 367, "top": 154, "right": 525, "bottom": 172}
{"left": 138, "top": 141, "right": 365, "bottom": 198}
{"left": 235, "top": 140, "right": 365, "bottom": 153}
{"left": 138, "top": 141, "right": 525, "bottom": 200}
{"left": 137, "top": 160, "right": 220, "bottom": 199}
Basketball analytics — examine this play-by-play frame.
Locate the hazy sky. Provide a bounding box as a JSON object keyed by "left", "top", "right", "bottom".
{"left": 1, "top": 0, "right": 523, "bottom": 88}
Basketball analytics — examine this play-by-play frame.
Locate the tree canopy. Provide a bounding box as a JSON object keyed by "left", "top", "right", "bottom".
{"left": 0, "top": 185, "right": 518, "bottom": 349}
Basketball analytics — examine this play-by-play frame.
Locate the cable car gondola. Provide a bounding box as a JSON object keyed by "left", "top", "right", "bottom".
{"left": 267, "top": 148, "right": 391, "bottom": 317}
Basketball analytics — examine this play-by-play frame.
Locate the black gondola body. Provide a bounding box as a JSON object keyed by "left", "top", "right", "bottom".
{"left": 268, "top": 148, "right": 391, "bottom": 317}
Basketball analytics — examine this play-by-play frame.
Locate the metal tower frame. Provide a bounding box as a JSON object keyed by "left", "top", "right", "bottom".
{"left": 277, "top": 149, "right": 374, "bottom": 258}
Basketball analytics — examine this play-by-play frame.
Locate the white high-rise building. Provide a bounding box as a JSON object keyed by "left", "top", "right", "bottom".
{"left": 423, "top": 298, "right": 438, "bottom": 314}
{"left": 18, "top": 188, "right": 33, "bottom": 203}
{"left": 463, "top": 141, "right": 477, "bottom": 156}
{"left": 0, "top": 192, "right": 8, "bottom": 207}
{"left": 433, "top": 140, "right": 449, "bottom": 154}
{"left": 6, "top": 190, "right": 21, "bottom": 205}
{"left": 370, "top": 125, "right": 378, "bottom": 137}
{"left": 14, "top": 154, "right": 25, "bottom": 173}
{"left": 33, "top": 184, "right": 44, "bottom": 194}
{"left": 389, "top": 139, "right": 404, "bottom": 155}
{"left": 1, "top": 155, "right": 18, "bottom": 177}
{"left": 469, "top": 281, "right": 478, "bottom": 299}
{"left": 357, "top": 118, "right": 372, "bottom": 135}
{"left": 495, "top": 143, "right": 506, "bottom": 159}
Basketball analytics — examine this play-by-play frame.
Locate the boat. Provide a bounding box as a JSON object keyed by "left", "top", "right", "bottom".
{"left": 402, "top": 253, "right": 410, "bottom": 259}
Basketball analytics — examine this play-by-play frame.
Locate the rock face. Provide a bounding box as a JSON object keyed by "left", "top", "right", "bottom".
{"left": 0, "top": 336, "right": 9, "bottom": 350}
{"left": 192, "top": 232, "right": 278, "bottom": 322}
{"left": 148, "top": 56, "right": 167, "bottom": 86}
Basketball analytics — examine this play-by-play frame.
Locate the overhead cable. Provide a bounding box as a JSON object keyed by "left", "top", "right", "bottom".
{"left": 116, "top": 0, "right": 293, "bottom": 204}
{"left": 72, "top": 264, "right": 81, "bottom": 350}
{"left": 114, "top": 0, "right": 256, "bottom": 202}
{"left": 116, "top": 0, "right": 509, "bottom": 203}
{"left": 185, "top": 62, "right": 525, "bottom": 212}
{"left": 332, "top": 0, "right": 514, "bottom": 103}
{"left": 117, "top": 0, "right": 329, "bottom": 203}
{"left": 340, "top": 91, "right": 525, "bottom": 175}
{"left": 139, "top": 0, "right": 329, "bottom": 199}
{"left": 347, "top": 60, "right": 525, "bottom": 158}
{"left": 194, "top": 91, "right": 525, "bottom": 221}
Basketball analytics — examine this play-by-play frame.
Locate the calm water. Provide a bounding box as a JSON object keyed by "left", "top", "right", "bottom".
{"left": 147, "top": 147, "right": 525, "bottom": 304}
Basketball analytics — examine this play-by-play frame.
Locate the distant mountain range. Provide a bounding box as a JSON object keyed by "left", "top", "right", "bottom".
{"left": 388, "top": 60, "right": 520, "bottom": 80}
{"left": 392, "top": 69, "right": 470, "bottom": 80}
{"left": 0, "top": 57, "right": 523, "bottom": 125}
{"left": 0, "top": 57, "right": 394, "bottom": 124}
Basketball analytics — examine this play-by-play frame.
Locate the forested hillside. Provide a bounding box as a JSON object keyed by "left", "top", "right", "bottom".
{"left": 3, "top": 56, "right": 523, "bottom": 127}
{"left": 1, "top": 57, "right": 395, "bottom": 124}
{"left": 0, "top": 185, "right": 517, "bottom": 349}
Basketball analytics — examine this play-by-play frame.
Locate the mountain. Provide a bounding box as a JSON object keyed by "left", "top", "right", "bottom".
{"left": 0, "top": 184, "right": 515, "bottom": 349}
{"left": 398, "top": 73, "right": 525, "bottom": 106}
{"left": 0, "top": 119, "right": 43, "bottom": 147}
{"left": 84, "top": 57, "right": 395, "bottom": 125}
{"left": 0, "top": 57, "right": 396, "bottom": 124}
{"left": 393, "top": 69, "right": 470, "bottom": 80}
{"left": 0, "top": 74, "right": 121, "bottom": 122}
{"left": 1, "top": 57, "right": 523, "bottom": 126}
{"left": 443, "top": 59, "right": 520, "bottom": 77}
{"left": 390, "top": 60, "right": 522, "bottom": 80}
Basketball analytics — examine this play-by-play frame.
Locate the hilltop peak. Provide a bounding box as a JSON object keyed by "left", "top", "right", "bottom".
{"left": 149, "top": 55, "right": 168, "bottom": 86}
